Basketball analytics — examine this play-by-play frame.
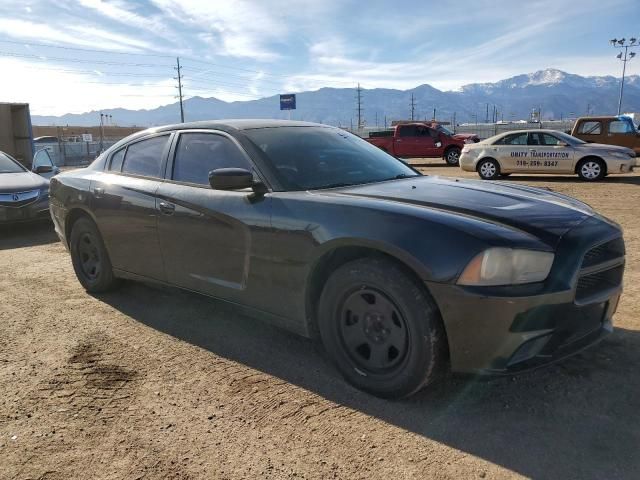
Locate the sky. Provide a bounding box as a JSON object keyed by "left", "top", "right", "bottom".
{"left": 0, "top": 0, "right": 638, "bottom": 116}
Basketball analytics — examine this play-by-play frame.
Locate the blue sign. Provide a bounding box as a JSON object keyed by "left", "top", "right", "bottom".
{"left": 280, "top": 94, "right": 296, "bottom": 110}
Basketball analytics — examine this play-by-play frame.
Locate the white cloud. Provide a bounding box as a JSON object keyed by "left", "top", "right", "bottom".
{"left": 150, "top": 0, "right": 285, "bottom": 60}
{"left": 0, "top": 18, "right": 154, "bottom": 52}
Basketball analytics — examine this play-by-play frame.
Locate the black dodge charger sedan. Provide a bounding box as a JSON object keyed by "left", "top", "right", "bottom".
{"left": 49, "top": 120, "right": 625, "bottom": 398}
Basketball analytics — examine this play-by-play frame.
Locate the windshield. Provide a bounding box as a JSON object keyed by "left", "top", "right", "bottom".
{"left": 0, "top": 152, "right": 27, "bottom": 174}
{"left": 243, "top": 126, "right": 420, "bottom": 191}
{"left": 437, "top": 125, "right": 454, "bottom": 136}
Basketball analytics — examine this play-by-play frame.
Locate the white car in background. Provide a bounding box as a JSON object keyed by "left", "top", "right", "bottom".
{"left": 459, "top": 130, "right": 635, "bottom": 181}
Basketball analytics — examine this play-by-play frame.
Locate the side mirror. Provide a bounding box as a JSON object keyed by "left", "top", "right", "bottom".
{"left": 209, "top": 168, "right": 267, "bottom": 195}
{"left": 558, "top": 142, "right": 569, "bottom": 147}
{"left": 34, "top": 165, "right": 53, "bottom": 174}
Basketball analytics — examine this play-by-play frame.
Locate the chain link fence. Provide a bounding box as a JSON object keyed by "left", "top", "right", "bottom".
{"left": 34, "top": 141, "right": 118, "bottom": 166}
{"left": 352, "top": 120, "right": 576, "bottom": 140}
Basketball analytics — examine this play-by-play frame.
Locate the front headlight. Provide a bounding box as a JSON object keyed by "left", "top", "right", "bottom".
{"left": 457, "top": 248, "right": 554, "bottom": 286}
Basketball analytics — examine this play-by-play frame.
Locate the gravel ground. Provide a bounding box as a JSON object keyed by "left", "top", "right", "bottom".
{"left": 1, "top": 166, "right": 639, "bottom": 480}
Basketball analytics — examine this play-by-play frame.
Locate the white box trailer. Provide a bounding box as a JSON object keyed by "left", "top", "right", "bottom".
{"left": 0, "top": 103, "right": 34, "bottom": 167}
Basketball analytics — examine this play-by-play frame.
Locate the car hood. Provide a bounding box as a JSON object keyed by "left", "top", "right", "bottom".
{"left": 0, "top": 171, "right": 49, "bottom": 194}
{"left": 325, "top": 176, "right": 595, "bottom": 247}
{"left": 453, "top": 133, "right": 479, "bottom": 141}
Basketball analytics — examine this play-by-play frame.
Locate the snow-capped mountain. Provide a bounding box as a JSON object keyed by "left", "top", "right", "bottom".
{"left": 32, "top": 69, "right": 640, "bottom": 127}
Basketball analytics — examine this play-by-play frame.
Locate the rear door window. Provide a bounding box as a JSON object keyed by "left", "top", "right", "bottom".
{"left": 172, "top": 133, "right": 251, "bottom": 186}
{"left": 398, "top": 125, "right": 417, "bottom": 137}
{"left": 530, "top": 133, "right": 562, "bottom": 146}
{"left": 577, "top": 121, "right": 602, "bottom": 135}
{"left": 121, "top": 135, "right": 169, "bottom": 178}
{"left": 609, "top": 119, "right": 635, "bottom": 134}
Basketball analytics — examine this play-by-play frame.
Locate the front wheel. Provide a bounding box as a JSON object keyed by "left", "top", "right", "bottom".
{"left": 577, "top": 158, "right": 605, "bottom": 181}
{"left": 477, "top": 158, "right": 501, "bottom": 180}
{"left": 444, "top": 147, "right": 461, "bottom": 166}
{"left": 69, "top": 217, "right": 119, "bottom": 293}
{"left": 318, "top": 257, "right": 447, "bottom": 399}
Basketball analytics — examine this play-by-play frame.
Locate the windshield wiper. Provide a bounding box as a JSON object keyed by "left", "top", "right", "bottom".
{"left": 311, "top": 182, "right": 362, "bottom": 190}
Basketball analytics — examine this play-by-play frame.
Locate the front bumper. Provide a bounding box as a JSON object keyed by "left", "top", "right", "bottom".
{"left": 429, "top": 215, "right": 624, "bottom": 374}
{"left": 0, "top": 196, "right": 50, "bottom": 224}
{"left": 428, "top": 281, "right": 619, "bottom": 374}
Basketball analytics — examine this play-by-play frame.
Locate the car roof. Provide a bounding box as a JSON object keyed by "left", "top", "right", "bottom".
{"left": 145, "top": 119, "right": 330, "bottom": 134}
{"left": 480, "top": 129, "right": 570, "bottom": 144}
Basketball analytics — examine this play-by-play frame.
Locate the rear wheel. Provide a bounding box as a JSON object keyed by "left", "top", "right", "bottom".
{"left": 477, "top": 158, "right": 500, "bottom": 180}
{"left": 69, "top": 217, "right": 119, "bottom": 292}
{"left": 577, "top": 158, "right": 605, "bottom": 181}
{"left": 444, "top": 147, "right": 461, "bottom": 166}
{"left": 318, "top": 257, "right": 447, "bottom": 398}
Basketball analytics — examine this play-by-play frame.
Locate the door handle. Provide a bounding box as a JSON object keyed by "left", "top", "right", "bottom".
{"left": 93, "top": 187, "right": 104, "bottom": 197}
{"left": 158, "top": 201, "right": 175, "bottom": 215}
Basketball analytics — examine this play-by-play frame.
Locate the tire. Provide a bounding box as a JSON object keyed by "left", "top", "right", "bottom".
{"left": 69, "top": 217, "right": 119, "bottom": 293}
{"left": 318, "top": 257, "right": 447, "bottom": 399}
{"left": 477, "top": 158, "right": 500, "bottom": 180}
{"left": 577, "top": 158, "right": 605, "bottom": 181}
{"left": 444, "top": 147, "right": 461, "bottom": 166}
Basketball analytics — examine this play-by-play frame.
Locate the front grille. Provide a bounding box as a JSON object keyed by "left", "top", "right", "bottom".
{"left": 576, "top": 265, "right": 624, "bottom": 302}
{"left": 0, "top": 190, "right": 40, "bottom": 208}
{"left": 581, "top": 237, "right": 625, "bottom": 268}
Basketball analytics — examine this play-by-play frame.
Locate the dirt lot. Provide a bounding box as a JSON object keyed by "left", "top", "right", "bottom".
{"left": 1, "top": 166, "right": 639, "bottom": 480}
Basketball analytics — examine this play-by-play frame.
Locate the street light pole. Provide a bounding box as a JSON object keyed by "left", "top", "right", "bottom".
{"left": 610, "top": 37, "right": 638, "bottom": 115}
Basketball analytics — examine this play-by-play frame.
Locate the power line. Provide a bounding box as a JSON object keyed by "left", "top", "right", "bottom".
{"left": 0, "top": 51, "right": 172, "bottom": 67}
{"left": 0, "top": 38, "right": 175, "bottom": 58}
{"left": 11, "top": 63, "right": 170, "bottom": 77}
{"left": 0, "top": 38, "right": 361, "bottom": 89}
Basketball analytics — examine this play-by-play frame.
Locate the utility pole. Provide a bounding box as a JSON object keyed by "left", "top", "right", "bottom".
{"left": 99, "top": 112, "right": 104, "bottom": 152}
{"left": 175, "top": 57, "right": 185, "bottom": 123}
{"left": 452, "top": 112, "right": 456, "bottom": 133}
{"left": 410, "top": 93, "right": 416, "bottom": 121}
{"left": 432, "top": 108, "right": 436, "bottom": 121}
{"left": 485, "top": 103, "right": 489, "bottom": 123}
{"left": 355, "top": 83, "right": 363, "bottom": 130}
{"left": 384, "top": 115, "right": 387, "bottom": 129}
{"left": 610, "top": 37, "right": 637, "bottom": 115}
{"left": 375, "top": 111, "right": 378, "bottom": 128}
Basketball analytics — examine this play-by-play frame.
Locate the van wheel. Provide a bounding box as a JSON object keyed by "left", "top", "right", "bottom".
{"left": 477, "top": 158, "right": 500, "bottom": 180}
{"left": 577, "top": 158, "right": 605, "bottom": 181}
{"left": 69, "top": 217, "right": 120, "bottom": 292}
{"left": 318, "top": 257, "right": 447, "bottom": 399}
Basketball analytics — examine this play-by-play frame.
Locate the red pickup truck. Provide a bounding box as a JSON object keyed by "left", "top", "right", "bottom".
{"left": 366, "top": 123, "right": 478, "bottom": 165}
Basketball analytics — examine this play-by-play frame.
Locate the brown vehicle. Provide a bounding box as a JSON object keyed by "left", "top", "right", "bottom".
{"left": 571, "top": 115, "right": 640, "bottom": 155}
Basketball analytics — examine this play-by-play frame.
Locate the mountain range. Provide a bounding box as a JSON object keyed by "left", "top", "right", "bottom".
{"left": 32, "top": 69, "right": 640, "bottom": 127}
